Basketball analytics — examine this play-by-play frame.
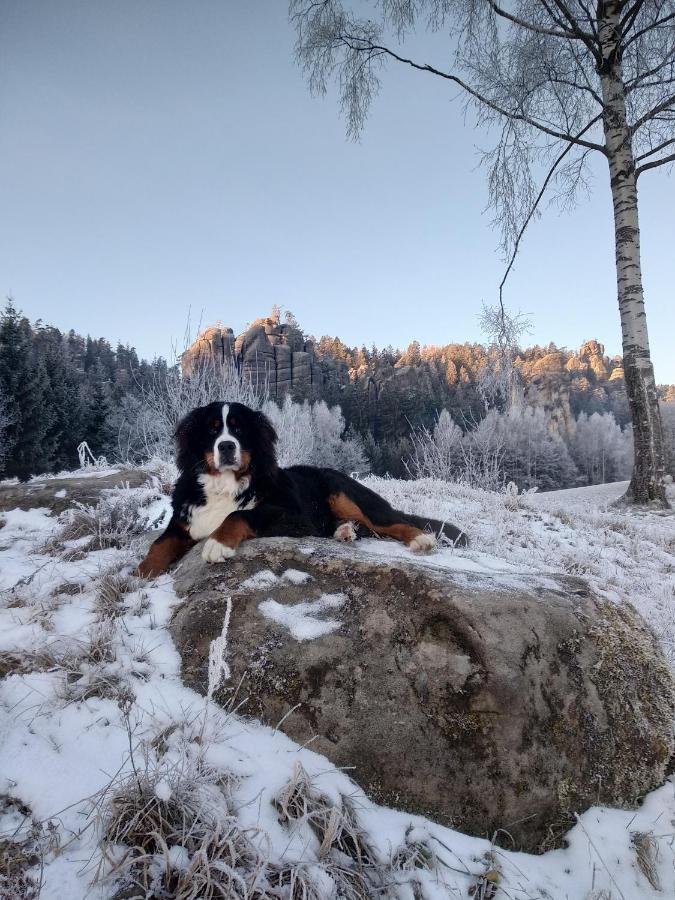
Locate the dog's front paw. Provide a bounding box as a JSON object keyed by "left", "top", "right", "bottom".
{"left": 408, "top": 533, "right": 436, "bottom": 555}
{"left": 334, "top": 521, "right": 357, "bottom": 543}
{"left": 202, "top": 538, "right": 236, "bottom": 564}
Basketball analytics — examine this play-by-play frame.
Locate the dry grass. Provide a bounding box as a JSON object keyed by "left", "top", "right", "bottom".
{"left": 99, "top": 763, "right": 274, "bottom": 899}
{"left": 56, "top": 490, "right": 153, "bottom": 551}
{"left": 391, "top": 827, "right": 434, "bottom": 873}
{"left": 0, "top": 650, "right": 59, "bottom": 680}
{"left": 95, "top": 570, "right": 141, "bottom": 621}
{"left": 631, "top": 830, "right": 661, "bottom": 890}
{"left": 51, "top": 622, "right": 133, "bottom": 705}
{"left": 96, "top": 756, "right": 432, "bottom": 900}
{"left": 275, "top": 762, "right": 373, "bottom": 867}
{"left": 0, "top": 797, "right": 59, "bottom": 900}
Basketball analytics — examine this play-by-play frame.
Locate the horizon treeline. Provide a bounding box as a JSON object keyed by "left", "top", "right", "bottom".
{"left": 0, "top": 301, "right": 673, "bottom": 486}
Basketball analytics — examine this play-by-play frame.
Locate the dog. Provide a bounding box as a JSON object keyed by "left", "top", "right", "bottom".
{"left": 137, "top": 401, "right": 468, "bottom": 577}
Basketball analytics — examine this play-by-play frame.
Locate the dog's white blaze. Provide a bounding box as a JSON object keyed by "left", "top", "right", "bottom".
{"left": 214, "top": 402, "right": 241, "bottom": 469}
{"left": 188, "top": 471, "right": 250, "bottom": 540}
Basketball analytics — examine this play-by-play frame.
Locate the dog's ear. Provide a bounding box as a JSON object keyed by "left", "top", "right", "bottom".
{"left": 253, "top": 409, "right": 278, "bottom": 448}
{"left": 174, "top": 407, "right": 204, "bottom": 470}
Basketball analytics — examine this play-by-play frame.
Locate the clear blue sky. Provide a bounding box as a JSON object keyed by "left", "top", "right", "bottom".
{"left": 1, "top": 1, "right": 673, "bottom": 380}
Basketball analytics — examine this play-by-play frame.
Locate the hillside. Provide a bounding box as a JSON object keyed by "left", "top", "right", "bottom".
{"left": 183, "top": 313, "right": 636, "bottom": 440}
{"left": 2, "top": 302, "right": 674, "bottom": 482}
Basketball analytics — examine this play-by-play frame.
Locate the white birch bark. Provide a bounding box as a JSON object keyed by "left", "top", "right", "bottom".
{"left": 598, "top": 1, "right": 667, "bottom": 506}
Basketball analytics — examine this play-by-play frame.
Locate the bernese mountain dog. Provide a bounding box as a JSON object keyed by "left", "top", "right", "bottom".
{"left": 137, "top": 401, "right": 468, "bottom": 578}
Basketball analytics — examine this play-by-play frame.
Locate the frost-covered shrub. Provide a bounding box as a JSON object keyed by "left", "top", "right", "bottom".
{"left": 407, "top": 405, "right": 578, "bottom": 491}
{"left": 263, "top": 395, "right": 314, "bottom": 466}
{"left": 56, "top": 488, "right": 161, "bottom": 550}
{"left": 263, "top": 397, "right": 369, "bottom": 474}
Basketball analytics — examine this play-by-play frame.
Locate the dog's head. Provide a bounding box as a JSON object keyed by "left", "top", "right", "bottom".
{"left": 175, "top": 402, "right": 277, "bottom": 478}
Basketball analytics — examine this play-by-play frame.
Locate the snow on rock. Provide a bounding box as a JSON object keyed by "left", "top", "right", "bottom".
{"left": 258, "top": 592, "right": 346, "bottom": 641}
{"left": 281, "top": 567, "right": 313, "bottom": 584}
{"left": 239, "top": 568, "right": 280, "bottom": 590}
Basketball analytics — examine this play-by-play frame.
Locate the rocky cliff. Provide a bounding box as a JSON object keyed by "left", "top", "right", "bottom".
{"left": 183, "top": 314, "right": 349, "bottom": 401}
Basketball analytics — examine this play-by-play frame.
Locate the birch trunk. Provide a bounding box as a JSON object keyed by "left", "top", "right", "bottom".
{"left": 598, "top": 2, "right": 668, "bottom": 507}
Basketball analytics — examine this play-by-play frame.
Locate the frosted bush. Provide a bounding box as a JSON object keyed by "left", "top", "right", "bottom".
{"left": 263, "top": 396, "right": 368, "bottom": 474}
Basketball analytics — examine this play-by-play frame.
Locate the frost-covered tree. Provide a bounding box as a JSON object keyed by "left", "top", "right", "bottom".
{"left": 263, "top": 395, "right": 315, "bottom": 467}
{"left": 498, "top": 406, "right": 578, "bottom": 489}
{"left": 291, "top": 0, "right": 673, "bottom": 506}
{"left": 572, "top": 411, "right": 633, "bottom": 483}
{"left": 263, "top": 396, "right": 369, "bottom": 472}
{"left": 476, "top": 303, "right": 530, "bottom": 411}
{"left": 660, "top": 401, "right": 675, "bottom": 477}
{"left": 408, "top": 405, "right": 578, "bottom": 489}
{"left": 310, "top": 400, "right": 369, "bottom": 471}
{"left": 407, "top": 408, "right": 463, "bottom": 479}
{"left": 0, "top": 386, "right": 13, "bottom": 469}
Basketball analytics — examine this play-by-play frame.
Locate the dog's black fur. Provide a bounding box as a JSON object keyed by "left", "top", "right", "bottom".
{"left": 137, "top": 401, "right": 467, "bottom": 577}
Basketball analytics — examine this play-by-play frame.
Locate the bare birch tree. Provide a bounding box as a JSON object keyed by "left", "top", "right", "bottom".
{"left": 290, "top": 0, "right": 674, "bottom": 506}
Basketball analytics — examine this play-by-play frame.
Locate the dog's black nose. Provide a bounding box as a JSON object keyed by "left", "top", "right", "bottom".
{"left": 217, "top": 440, "right": 236, "bottom": 457}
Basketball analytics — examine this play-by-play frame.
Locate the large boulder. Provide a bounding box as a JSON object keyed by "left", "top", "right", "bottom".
{"left": 169, "top": 538, "right": 675, "bottom": 852}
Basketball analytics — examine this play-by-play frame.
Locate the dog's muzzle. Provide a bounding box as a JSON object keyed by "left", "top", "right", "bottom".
{"left": 216, "top": 440, "right": 239, "bottom": 469}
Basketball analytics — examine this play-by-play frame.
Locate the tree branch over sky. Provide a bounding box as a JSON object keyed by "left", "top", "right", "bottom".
{"left": 290, "top": 0, "right": 675, "bottom": 507}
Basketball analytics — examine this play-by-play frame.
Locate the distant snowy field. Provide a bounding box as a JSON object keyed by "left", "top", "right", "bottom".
{"left": 0, "top": 470, "right": 674, "bottom": 899}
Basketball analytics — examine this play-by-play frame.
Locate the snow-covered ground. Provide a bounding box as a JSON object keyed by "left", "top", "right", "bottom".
{"left": 0, "top": 471, "right": 674, "bottom": 899}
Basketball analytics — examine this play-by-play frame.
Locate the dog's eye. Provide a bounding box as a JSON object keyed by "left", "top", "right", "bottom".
{"left": 228, "top": 417, "right": 237, "bottom": 429}
{"left": 210, "top": 420, "right": 220, "bottom": 433}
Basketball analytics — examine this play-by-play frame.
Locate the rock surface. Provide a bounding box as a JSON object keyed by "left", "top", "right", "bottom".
{"left": 169, "top": 537, "right": 675, "bottom": 852}
{"left": 0, "top": 469, "right": 155, "bottom": 515}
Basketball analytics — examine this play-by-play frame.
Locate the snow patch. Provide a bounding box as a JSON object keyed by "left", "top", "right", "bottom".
{"left": 258, "top": 593, "right": 347, "bottom": 641}
{"left": 281, "top": 568, "right": 312, "bottom": 584}
{"left": 207, "top": 595, "right": 233, "bottom": 698}
{"left": 239, "top": 569, "right": 280, "bottom": 590}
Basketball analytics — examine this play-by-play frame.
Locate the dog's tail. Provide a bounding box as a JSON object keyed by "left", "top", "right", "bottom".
{"left": 403, "top": 513, "right": 469, "bottom": 547}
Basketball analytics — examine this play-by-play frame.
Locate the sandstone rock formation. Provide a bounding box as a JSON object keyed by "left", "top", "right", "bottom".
{"left": 169, "top": 537, "right": 675, "bottom": 852}
{"left": 182, "top": 314, "right": 348, "bottom": 401}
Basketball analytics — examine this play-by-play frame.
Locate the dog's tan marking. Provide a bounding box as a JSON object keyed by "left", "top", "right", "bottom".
{"left": 204, "top": 450, "right": 219, "bottom": 476}
{"left": 211, "top": 514, "right": 256, "bottom": 551}
{"left": 327, "top": 493, "right": 428, "bottom": 548}
{"left": 136, "top": 535, "right": 193, "bottom": 578}
{"left": 236, "top": 449, "right": 251, "bottom": 477}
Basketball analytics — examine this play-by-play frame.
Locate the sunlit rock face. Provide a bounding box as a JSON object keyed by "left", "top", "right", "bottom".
{"left": 169, "top": 536, "right": 675, "bottom": 853}
{"left": 181, "top": 314, "right": 347, "bottom": 401}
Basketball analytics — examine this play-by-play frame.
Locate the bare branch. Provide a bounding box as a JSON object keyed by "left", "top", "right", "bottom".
{"left": 543, "top": 0, "right": 599, "bottom": 54}
{"left": 636, "top": 149, "right": 675, "bottom": 175}
{"left": 624, "top": 8, "right": 675, "bottom": 50}
{"left": 485, "top": 0, "right": 579, "bottom": 39}
{"left": 339, "top": 35, "right": 607, "bottom": 152}
{"left": 498, "top": 115, "right": 602, "bottom": 301}
{"left": 630, "top": 89, "right": 675, "bottom": 133}
{"left": 620, "top": 0, "right": 646, "bottom": 37}
{"left": 635, "top": 135, "right": 675, "bottom": 161}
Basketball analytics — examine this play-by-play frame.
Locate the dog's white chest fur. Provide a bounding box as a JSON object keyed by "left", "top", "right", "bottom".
{"left": 188, "top": 472, "right": 251, "bottom": 541}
